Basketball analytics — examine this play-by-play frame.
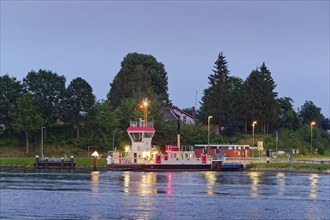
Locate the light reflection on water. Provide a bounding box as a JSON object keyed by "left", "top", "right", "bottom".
{"left": 0, "top": 169, "right": 329, "bottom": 219}
{"left": 91, "top": 171, "right": 100, "bottom": 194}
{"left": 248, "top": 171, "right": 261, "bottom": 198}
{"left": 166, "top": 172, "right": 173, "bottom": 195}
{"left": 309, "top": 173, "right": 319, "bottom": 199}
{"left": 204, "top": 172, "right": 217, "bottom": 195}
{"left": 276, "top": 172, "right": 285, "bottom": 196}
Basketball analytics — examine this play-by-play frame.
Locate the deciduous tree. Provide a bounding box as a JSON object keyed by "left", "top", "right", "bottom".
{"left": 66, "top": 77, "right": 95, "bottom": 138}
{"left": 11, "top": 93, "right": 43, "bottom": 153}
{"left": 0, "top": 74, "right": 23, "bottom": 134}
{"left": 107, "top": 53, "right": 169, "bottom": 109}
{"left": 298, "top": 100, "right": 324, "bottom": 125}
{"left": 276, "top": 97, "right": 300, "bottom": 130}
{"left": 23, "top": 69, "right": 66, "bottom": 127}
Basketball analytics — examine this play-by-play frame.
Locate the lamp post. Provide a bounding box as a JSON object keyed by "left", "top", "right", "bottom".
{"left": 310, "top": 121, "right": 315, "bottom": 155}
{"left": 140, "top": 98, "right": 149, "bottom": 127}
{"left": 112, "top": 129, "right": 117, "bottom": 151}
{"left": 252, "top": 121, "right": 257, "bottom": 158}
{"left": 41, "top": 126, "right": 45, "bottom": 160}
{"left": 207, "top": 116, "right": 213, "bottom": 154}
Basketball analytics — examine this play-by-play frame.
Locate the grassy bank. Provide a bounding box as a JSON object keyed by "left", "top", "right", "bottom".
{"left": 0, "top": 157, "right": 107, "bottom": 166}
{"left": 247, "top": 162, "right": 330, "bottom": 172}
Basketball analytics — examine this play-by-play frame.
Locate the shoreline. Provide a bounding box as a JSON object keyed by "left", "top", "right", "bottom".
{"left": 247, "top": 167, "right": 330, "bottom": 174}
{"left": 1, "top": 164, "right": 329, "bottom": 174}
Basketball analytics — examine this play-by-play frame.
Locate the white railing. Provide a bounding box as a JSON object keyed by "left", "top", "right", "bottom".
{"left": 130, "top": 120, "right": 154, "bottom": 127}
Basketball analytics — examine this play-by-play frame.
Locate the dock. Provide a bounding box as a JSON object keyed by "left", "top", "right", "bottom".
{"left": 34, "top": 156, "right": 75, "bottom": 169}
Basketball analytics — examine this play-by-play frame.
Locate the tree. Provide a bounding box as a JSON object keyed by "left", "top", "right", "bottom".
{"left": 244, "top": 63, "right": 277, "bottom": 134}
{"left": 11, "top": 93, "right": 43, "bottom": 153}
{"left": 23, "top": 69, "right": 66, "bottom": 127}
{"left": 225, "top": 76, "right": 245, "bottom": 134}
{"left": 199, "top": 52, "right": 231, "bottom": 127}
{"left": 114, "top": 98, "right": 144, "bottom": 131}
{"left": 0, "top": 74, "right": 23, "bottom": 134}
{"left": 85, "top": 100, "right": 119, "bottom": 149}
{"left": 298, "top": 100, "right": 324, "bottom": 125}
{"left": 276, "top": 97, "right": 300, "bottom": 130}
{"left": 66, "top": 77, "right": 95, "bottom": 139}
{"left": 199, "top": 52, "right": 249, "bottom": 136}
{"left": 107, "top": 53, "right": 169, "bottom": 109}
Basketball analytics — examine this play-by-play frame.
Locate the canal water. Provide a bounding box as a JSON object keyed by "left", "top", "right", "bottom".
{"left": 0, "top": 170, "right": 329, "bottom": 219}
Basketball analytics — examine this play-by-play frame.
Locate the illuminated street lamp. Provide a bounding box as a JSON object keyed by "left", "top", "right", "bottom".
{"left": 310, "top": 121, "right": 316, "bottom": 155}
{"left": 140, "top": 98, "right": 150, "bottom": 127}
{"left": 252, "top": 121, "right": 257, "bottom": 158}
{"left": 207, "top": 116, "right": 213, "bottom": 153}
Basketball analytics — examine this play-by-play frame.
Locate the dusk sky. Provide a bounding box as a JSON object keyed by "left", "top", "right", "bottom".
{"left": 1, "top": 1, "right": 329, "bottom": 117}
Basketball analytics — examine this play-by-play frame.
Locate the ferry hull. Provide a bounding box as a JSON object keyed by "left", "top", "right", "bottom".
{"left": 107, "top": 162, "right": 245, "bottom": 172}
{"left": 108, "top": 164, "right": 211, "bottom": 171}
{"left": 107, "top": 162, "right": 232, "bottom": 172}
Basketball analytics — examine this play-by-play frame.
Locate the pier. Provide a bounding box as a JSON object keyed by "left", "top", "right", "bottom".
{"left": 34, "top": 155, "right": 75, "bottom": 169}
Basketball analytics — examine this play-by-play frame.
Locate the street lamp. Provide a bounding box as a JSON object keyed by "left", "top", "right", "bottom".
{"left": 252, "top": 121, "right": 257, "bottom": 158}
{"left": 112, "top": 129, "right": 117, "bottom": 151}
{"left": 207, "top": 116, "right": 213, "bottom": 154}
{"left": 311, "top": 121, "right": 316, "bottom": 155}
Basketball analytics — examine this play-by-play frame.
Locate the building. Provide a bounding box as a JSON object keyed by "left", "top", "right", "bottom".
{"left": 162, "top": 104, "right": 196, "bottom": 125}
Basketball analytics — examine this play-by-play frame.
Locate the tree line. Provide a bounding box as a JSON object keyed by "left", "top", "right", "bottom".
{"left": 0, "top": 52, "right": 329, "bottom": 155}
{"left": 198, "top": 52, "right": 328, "bottom": 134}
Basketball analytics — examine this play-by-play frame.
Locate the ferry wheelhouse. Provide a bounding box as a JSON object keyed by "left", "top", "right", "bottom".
{"left": 124, "top": 119, "right": 159, "bottom": 164}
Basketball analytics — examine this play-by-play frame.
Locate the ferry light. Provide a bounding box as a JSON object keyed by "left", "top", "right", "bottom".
{"left": 125, "top": 145, "right": 130, "bottom": 152}
{"left": 140, "top": 98, "right": 150, "bottom": 127}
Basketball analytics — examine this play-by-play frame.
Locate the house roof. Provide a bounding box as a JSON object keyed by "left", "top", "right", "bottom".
{"left": 162, "top": 104, "right": 196, "bottom": 123}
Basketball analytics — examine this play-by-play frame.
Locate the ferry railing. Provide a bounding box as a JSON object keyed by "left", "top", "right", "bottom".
{"left": 129, "top": 120, "right": 154, "bottom": 127}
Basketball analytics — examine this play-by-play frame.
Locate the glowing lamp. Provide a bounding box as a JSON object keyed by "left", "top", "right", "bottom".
{"left": 125, "top": 145, "right": 130, "bottom": 152}
{"left": 91, "top": 151, "right": 99, "bottom": 170}
{"left": 91, "top": 151, "right": 99, "bottom": 157}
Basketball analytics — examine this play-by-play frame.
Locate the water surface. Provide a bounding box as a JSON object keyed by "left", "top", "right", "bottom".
{"left": 1, "top": 170, "right": 329, "bottom": 219}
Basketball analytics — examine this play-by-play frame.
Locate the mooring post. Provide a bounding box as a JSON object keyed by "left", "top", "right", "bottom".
{"left": 70, "top": 156, "right": 74, "bottom": 169}
{"left": 61, "top": 157, "right": 64, "bottom": 169}
{"left": 45, "top": 158, "right": 48, "bottom": 169}
{"left": 35, "top": 155, "right": 39, "bottom": 168}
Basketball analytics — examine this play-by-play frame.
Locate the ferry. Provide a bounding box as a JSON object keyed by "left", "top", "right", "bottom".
{"left": 107, "top": 119, "right": 223, "bottom": 171}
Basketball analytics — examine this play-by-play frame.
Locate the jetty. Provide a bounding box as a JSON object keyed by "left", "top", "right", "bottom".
{"left": 34, "top": 155, "right": 75, "bottom": 169}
